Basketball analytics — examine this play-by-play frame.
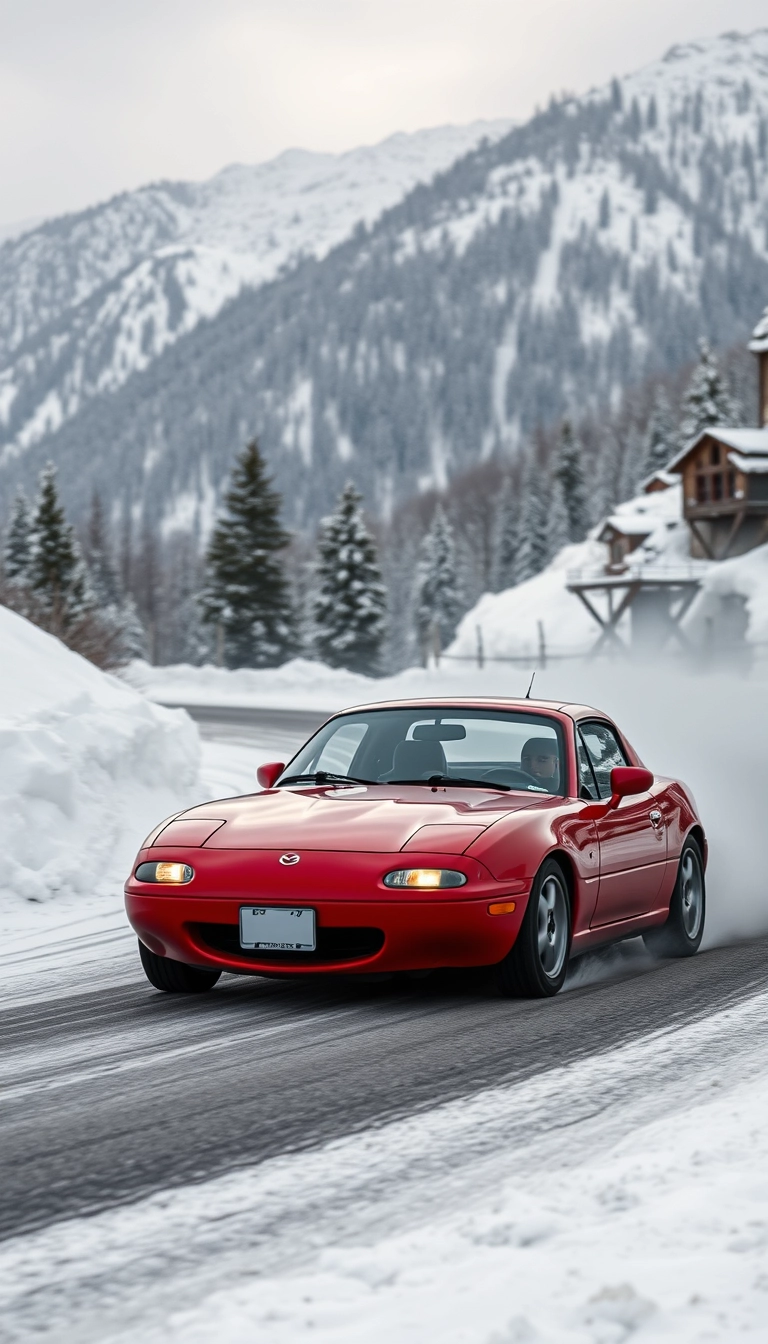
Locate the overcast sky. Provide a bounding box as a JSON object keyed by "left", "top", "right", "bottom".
{"left": 1, "top": 0, "right": 767, "bottom": 226}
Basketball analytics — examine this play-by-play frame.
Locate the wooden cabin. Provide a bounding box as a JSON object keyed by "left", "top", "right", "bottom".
{"left": 597, "top": 517, "right": 652, "bottom": 573}
{"left": 666, "top": 427, "right": 768, "bottom": 560}
{"left": 750, "top": 305, "right": 768, "bottom": 428}
{"left": 642, "top": 470, "right": 677, "bottom": 495}
{"left": 665, "top": 310, "right": 768, "bottom": 561}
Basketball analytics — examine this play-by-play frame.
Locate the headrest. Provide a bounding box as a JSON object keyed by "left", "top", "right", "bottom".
{"left": 391, "top": 738, "right": 447, "bottom": 779}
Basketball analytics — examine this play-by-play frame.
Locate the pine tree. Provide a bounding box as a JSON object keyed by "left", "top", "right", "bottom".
{"left": 598, "top": 189, "right": 611, "bottom": 229}
{"left": 494, "top": 476, "right": 522, "bottom": 590}
{"left": 118, "top": 595, "right": 149, "bottom": 662}
{"left": 84, "top": 490, "right": 121, "bottom": 607}
{"left": 313, "top": 483, "right": 387, "bottom": 673}
{"left": 201, "top": 440, "right": 294, "bottom": 668}
{"left": 548, "top": 478, "right": 571, "bottom": 561}
{"left": 3, "top": 490, "right": 34, "bottom": 583}
{"left": 641, "top": 387, "right": 676, "bottom": 478}
{"left": 28, "top": 464, "right": 92, "bottom": 627}
{"left": 678, "top": 341, "right": 737, "bottom": 449}
{"left": 414, "top": 504, "right": 462, "bottom": 657}
{"left": 516, "top": 463, "right": 550, "bottom": 582}
{"left": 553, "top": 420, "right": 590, "bottom": 541}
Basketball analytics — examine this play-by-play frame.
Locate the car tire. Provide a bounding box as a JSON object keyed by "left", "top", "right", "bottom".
{"left": 138, "top": 940, "right": 222, "bottom": 993}
{"left": 496, "top": 857, "right": 572, "bottom": 998}
{"left": 643, "top": 837, "right": 705, "bottom": 959}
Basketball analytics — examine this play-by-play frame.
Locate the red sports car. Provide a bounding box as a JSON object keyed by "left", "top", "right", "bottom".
{"left": 125, "top": 698, "right": 706, "bottom": 999}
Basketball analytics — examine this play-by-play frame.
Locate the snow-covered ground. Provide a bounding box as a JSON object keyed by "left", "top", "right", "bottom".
{"left": 4, "top": 982, "right": 768, "bottom": 1342}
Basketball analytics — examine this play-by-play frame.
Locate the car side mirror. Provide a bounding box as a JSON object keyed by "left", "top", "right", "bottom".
{"left": 256, "top": 761, "right": 285, "bottom": 790}
{"left": 609, "top": 766, "right": 653, "bottom": 803}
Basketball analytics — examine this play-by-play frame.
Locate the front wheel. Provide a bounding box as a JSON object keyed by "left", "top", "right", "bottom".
{"left": 139, "top": 940, "right": 222, "bottom": 993}
{"left": 643, "top": 838, "right": 705, "bottom": 958}
{"left": 497, "top": 858, "right": 571, "bottom": 998}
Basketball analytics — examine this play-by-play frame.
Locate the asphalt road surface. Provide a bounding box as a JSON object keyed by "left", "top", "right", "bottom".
{"left": 4, "top": 705, "right": 768, "bottom": 1246}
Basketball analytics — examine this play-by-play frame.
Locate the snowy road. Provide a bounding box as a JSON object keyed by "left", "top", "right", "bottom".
{"left": 3, "top": 925, "right": 768, "bottom": 1244}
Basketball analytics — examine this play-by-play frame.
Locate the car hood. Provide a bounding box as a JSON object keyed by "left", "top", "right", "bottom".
{"left": 165, "top": 784, "right": 545, "bottom": 854}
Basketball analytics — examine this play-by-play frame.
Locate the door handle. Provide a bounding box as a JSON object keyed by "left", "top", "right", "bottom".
{"left": 649, "top": 809, "right": 663, "bottom": 828}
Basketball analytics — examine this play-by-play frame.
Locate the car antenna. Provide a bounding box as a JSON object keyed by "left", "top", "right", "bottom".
{"left": 525, "top": 671, "right": 536, "bottom": 699}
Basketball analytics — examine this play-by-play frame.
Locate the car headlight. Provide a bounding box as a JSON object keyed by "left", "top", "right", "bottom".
{"left": 135, "top": 862, "right": 194, "bottom": 884}
{"left": 383, "top": 868, "right": 467, "bottom": 889}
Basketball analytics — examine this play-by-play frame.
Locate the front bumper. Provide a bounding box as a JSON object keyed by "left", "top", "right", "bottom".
{"left": 124, "top": 847, "right": 529, "bottom": 976}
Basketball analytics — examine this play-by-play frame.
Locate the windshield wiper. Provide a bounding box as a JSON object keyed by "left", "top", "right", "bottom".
{"left": 279, "top": 770, "right": 374, "bottom": 787}
{"left": 388, "top": 775, "right": 511, "bottom": 791}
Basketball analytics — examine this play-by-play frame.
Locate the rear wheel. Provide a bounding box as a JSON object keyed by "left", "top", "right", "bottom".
{"left": 497, "top": 858, "right": 571, "bottom": 998}
{"left": 643, "top": 838, "right": 705, "bottom": 958}
{"left": 138, "top": 940, "right": 222, "bottom": 993}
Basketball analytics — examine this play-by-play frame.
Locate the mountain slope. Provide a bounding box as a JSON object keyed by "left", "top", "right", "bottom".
{"left": 2, "top": 30, "right": 768, "bottom": 536}
{"left": 0, "top": 121, "right": 512, "bottom": 453}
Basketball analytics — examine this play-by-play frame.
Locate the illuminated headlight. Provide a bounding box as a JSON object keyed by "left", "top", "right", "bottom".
{"left": 383, "top": 868, "right": 467, "bottom": 889}
{"left": 135, "top": 862, "right": 194, "bottom": 884}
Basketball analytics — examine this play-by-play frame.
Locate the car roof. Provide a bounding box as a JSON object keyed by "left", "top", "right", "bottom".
{"left": 331, "top": 697, "right": 604, "bottom": 722}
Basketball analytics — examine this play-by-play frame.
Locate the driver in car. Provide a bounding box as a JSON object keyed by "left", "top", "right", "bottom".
{"left": 520, "top": 738, "right": 559, "bottom": 790}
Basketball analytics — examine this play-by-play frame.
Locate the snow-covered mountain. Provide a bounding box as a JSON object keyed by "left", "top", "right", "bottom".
{"left": 0, "top": 121, "right": 512, "bottom": 453}
{"left": 2, "top": 30, "right": 768, "bottom": 537}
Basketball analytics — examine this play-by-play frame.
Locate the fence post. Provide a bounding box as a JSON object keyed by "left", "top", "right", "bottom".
{"left": 476, "top": 625, "right": 484, "bottom": 670}
{"left": 537, "top": 620, "right": 547, "bottom": 669}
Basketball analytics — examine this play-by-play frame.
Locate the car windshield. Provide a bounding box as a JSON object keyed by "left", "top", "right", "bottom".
{"left": 278, "top": 708, "right": 565, "bottom": 796}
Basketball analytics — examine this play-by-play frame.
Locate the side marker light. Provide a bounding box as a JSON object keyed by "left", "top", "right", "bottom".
{"left": 488, "top": 901, "right": 516, "bottom": 916}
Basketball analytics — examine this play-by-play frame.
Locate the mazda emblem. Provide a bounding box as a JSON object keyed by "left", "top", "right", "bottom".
{"left": 279, "top": 853, "right": 300, "bottom": 866}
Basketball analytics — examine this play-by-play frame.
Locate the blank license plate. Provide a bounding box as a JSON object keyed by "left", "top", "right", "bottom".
{"left": 239, "top": 906, "right": 316, "bottom": 951}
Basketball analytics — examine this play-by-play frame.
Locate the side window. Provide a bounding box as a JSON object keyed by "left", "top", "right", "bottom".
{"left": 313, "top": 722, "right": 368, "bottom": 775}
{"left": 579, "top": 722, "right": 628, "bottom": 800}
{"left": 576, "top": 732, "right": 599, "bottom": 800}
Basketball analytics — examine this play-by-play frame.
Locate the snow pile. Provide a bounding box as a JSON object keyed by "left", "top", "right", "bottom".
{"left": 0, "top": 606, "right": 201, "bottom": 918}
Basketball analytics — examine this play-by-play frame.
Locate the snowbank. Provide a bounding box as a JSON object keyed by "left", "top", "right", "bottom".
{"left": 0, "top": 606, "right": 201, "bottom": 920}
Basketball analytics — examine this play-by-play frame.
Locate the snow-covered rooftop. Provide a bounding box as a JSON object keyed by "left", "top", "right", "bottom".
{"left": 727, "top": 450, "right": 768, "bottom": 474}
{"left": 749, "top": 305, "right": 768, "bottom": 354}
{"left": 667, "top": 426, "right": 768, "bottom": 472}
{"left": 598, "top": 515, "right": 654, "bottom": 539}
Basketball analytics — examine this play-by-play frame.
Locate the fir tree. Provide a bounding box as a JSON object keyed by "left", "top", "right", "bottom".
{"left": 3, "top": 490, "right": 34, "bottom": 583}
{"left": 201, "top": 440, "right": 294, "bottom": 668}
{"left": 494, "top": 476, "right": 522, "bottom": 590}
{"left": 516, "top": 462, "right": 550, "bottom": 582}
{"left": 313, "top": 483, "right": 387, "bottom": 673}
{"left": 598, "top": 189, "right": 611, "bottom": 229}
{"left": 28, "top": 464, "right": 92, "bottom": 627}
{"left": 641, "top": 387, "right": 676, "bottom": 478}
{"left": 548, "top": 478, "right": 571, "bottom": 561}
{"left": 84, "top": 490, "right": 121, "bottom": 607}
{"left": 553, "top": 420, "right": 590, "bottom": 542}
{"left": 678, "top": 341, "right": 737, "bottom": 449}
{"left": 414, "top": 504, "right": 462, "bottom": 657}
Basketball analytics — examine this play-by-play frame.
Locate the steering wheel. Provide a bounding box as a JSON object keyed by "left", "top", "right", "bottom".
{"left": 482, "top": 767, "right": 545, "bottom": 790}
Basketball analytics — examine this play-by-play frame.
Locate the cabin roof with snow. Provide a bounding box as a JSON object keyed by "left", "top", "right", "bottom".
{"left": 666, "top": 426, "right": 768, "bottom": 475}
{"left": 642, "top": 469, "right": 677, "bottom": 494}
{"left": 597, "top": 516, "right": 654, "bottom": 541}
{"left": 749, "top": 306, "right": 768, "bottom": 355}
